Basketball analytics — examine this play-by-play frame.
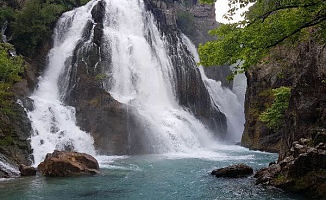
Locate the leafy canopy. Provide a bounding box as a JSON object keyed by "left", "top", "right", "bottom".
{"left": 198, "top": 0, "right": 326, "bottom": 80}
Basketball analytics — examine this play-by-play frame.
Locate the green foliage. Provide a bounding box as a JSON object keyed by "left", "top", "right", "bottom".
{"left": 198, "top": 0, "right": 326, "bottom": 79}
{"left": 0, "top": 136, "right": 14, "bottom": 146}
{"left": 0, "top": 43, "right": 23, "bottom": 116}
{"left": 176, "top": 11, "right": 196, "bottom": 37}
{"left": 95, "top": 73, "right": 107, "bottom": 80}
{"left": 259, "top": 86, "right": 291, "bottom": 130}
{"left": 0, "top": 43, "right": 23, "bottom": 115}
{"left": 0, "top": 43, "right": 23, "bottom": 84}
{"left": 11, "top": 0, "right": 91, "bottom": 57}
{"left": 12, "top": 0, "right": 65, "bottom": 57}
{"left": 0, "top": 7, "right": 14, "bottom": 28}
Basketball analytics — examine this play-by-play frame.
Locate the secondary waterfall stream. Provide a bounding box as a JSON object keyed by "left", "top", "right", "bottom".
{"left": 27, "top": 0, "right": 246, "bottom": 165}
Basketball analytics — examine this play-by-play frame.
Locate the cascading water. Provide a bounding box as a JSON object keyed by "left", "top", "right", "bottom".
{"left": 28, "top": 0, "right": 234, "bottom": 165}
{"left": 102, "top": 0, "right": 216, "bottom": 153}
{"left": 28, "top": 2, "right": 98, "bottom": 165}
{"left": 182, "top": 35, "right": 246, "bottom": 142}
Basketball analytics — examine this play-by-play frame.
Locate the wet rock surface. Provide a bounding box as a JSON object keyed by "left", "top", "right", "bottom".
{"left": 144, "top": 0, "right": 227, "bottom": 137}
{"left": 19, "top": 164, "right": 36, "bottom": 176}
{"left": 58, "top": 0, "right": 228, "bottom": 156}
{"left": 211, "top": 164, "right": 253, "bottom": 178}
{"left": 255, "top": 138, "right": 326, "bottom": 199}
{"left": 241, "top": 38, "right": 326, "bottom": 157}
{"left": 38, "top": 151, "right": 100, "bottom": 177}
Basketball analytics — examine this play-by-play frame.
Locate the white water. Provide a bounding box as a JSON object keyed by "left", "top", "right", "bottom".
{"left": 182, "top": 35, "right": 246, "bottom": 142}
{"left": 0, "top": 159, "right": 20, "bottom": 178}
{"left": 103, "top": 0, "right": 217, "bottom": 153}
{"left": 28, "top": 1, "right": 98, "bottom": 165}
{"left": 26, "top": 0, "right": 246, "bottom": 166}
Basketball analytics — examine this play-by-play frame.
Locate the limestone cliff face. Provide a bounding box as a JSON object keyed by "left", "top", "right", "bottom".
{"left": 242, "top": 38, "right": 326, "bottom": 159}
{"left": 145, "top": 0, "right": 227, "bottom": 135}
{"left": 173, "top": 0, "right": 232, "bottom": 88}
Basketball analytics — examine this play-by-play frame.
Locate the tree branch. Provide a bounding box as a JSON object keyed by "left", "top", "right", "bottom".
{"left": 247, "top": 1, "right": 326, "bottom": 26}
{"left": 266, "top": 14, "right": 326, "bottom": 48}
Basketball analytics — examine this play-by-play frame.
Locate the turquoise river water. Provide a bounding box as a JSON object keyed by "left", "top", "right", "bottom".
{"left": 0, "top": 144, "right": 306, "bottom": 200}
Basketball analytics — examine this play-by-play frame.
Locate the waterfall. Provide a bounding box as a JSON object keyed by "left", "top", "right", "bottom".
{"left": 102, "top": 0, "right": 216, "bottom": 153}
{"left": 28, "top": 0, "right": 231, "bottom": 165}
{"left": 28, "top": 1, "right": 98, "bottom": 165}
{"left": 182, "top": 35, "right": 246, "bottom": 142}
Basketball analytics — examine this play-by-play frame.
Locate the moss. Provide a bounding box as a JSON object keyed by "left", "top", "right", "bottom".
{"left": 89, "top": 98, "right": 99, "bottom": 106}
{"left": 291, "top": 169, "right": 326, "bottom": 192}
{"left": 0, "top": 136, "right": 14, "bottom": 146}
{"left": 248, "top": 106, "right": 259, "bottom": 118}
{"left": 95, "top": 73, "right": 107, "bottom": 81}
{"left": 176, "top": 11, "right": 195, "bottom": 37}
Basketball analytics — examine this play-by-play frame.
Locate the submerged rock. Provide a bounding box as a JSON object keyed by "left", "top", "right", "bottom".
{"left": 19, "top": 164, "right": 36, "bottom": 176}
{"left": 211, "top": 164, "right": 253, "bottom": 178}
{"left": 38, "top": 151, "right": 100, "bottom": 177}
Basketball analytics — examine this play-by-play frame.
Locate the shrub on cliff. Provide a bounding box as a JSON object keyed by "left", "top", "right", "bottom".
{"left": 198, "top": 0, "right": 326, "bottom": 80}
{"left": 11, "top": 0, "right": 90, "bottom": 57}
{"left": 259, "top": 86, "right": 291, "bottom": 130}
{"left": 0, "top": 8, "right": 14, "bottom": 29}
{"left": 176, "top": 11, "right": 196, "bottom": 37}
{"left": 0, "top": 43, "right": 23, "bottom": 116}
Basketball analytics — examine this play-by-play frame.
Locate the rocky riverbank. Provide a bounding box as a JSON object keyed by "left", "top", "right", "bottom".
{"left": 255, "top": 136, "right": 326, "bottom": 199}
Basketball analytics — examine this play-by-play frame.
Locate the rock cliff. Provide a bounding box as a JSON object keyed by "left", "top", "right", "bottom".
{"left": 241, "top": 38, "right": 326, "bottom": 160}
{"left": 172, "top": 0, "right": 232, "bottom": 88}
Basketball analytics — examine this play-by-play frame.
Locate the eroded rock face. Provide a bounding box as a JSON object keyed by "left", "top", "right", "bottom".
{"left": 211, "top": 164, "right": 253, "bottom": 178}
{"left": 255, "top": 138, "right": 326, "bottom": 199}
{"left": 241, "top": 38, "right": 326, "bottom": 157}
{"left": 144, "top": 0, "right": 227, "bottom": 137}
{"left": 38, "top": 151, "right": 100, "bottom": 177}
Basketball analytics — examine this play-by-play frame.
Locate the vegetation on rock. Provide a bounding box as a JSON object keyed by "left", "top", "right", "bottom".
{"left": 176, "top": 11, "right": 196, "bottom": 37}
{"left": 0, "top": 43, "right": 23, "bottom": 116}
{"left": 11, "top": 0, "right": 91, "bottom": 57}
{"left": 259, "top": 86, "right": 291, "bottom": 130}
{"left": 198, "top": 0, "right": 326, "bottom": 80}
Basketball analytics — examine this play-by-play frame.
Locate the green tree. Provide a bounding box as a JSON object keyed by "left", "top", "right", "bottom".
{"left": 198, "top": 0, "right": 326, "bottom": 80}
{"left": 12, "top": 0, "right": 91, "bottom": 57}
{"left": 0, "top": 43, "right": 24, "bottom": 116}
{"left": 259, "top": 86, "right": 291, "bottom": 130}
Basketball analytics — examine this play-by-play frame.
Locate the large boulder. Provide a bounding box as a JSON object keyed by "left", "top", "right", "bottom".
{"left": 211, "top": 164, "right": 253, "bottom": 178}
{"left": 19, "top": 164, "right": 36, "bottom": 176}
{"left": 38, "top": 151, "right": 100, "bottom": 177}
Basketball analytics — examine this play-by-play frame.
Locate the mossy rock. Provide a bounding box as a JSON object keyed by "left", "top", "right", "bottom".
{"left": 313, "top": 130, "right": 326, "bottom": 146}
